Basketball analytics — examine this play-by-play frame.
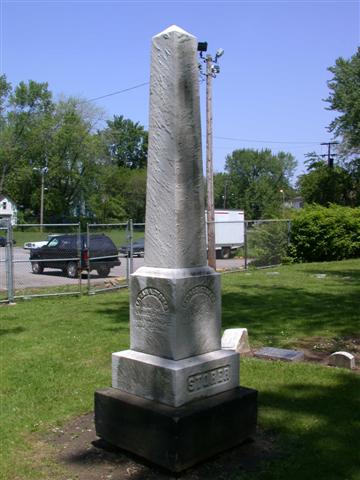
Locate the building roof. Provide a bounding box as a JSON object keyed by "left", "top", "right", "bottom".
{"left": 0, "top": 194, "right": 16, "bottom": 205}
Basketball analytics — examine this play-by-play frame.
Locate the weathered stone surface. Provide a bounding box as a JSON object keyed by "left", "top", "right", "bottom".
{"left": 254, "top": 347, "right": 304, "bottom": 362}
{"left": 95, "top": 386, "right": 258, "bottom": 472}
{"left": 221, "top": 328, "right": 251, "bottom": 354}
{"left": 130, "top": 266, "right": 221, "bottom": 360}
{"left": 144, "top": 25, "right": 206, "bottom": 269}
{"left": 328, "top": 351, "right": 355, "bottom": 369}
{"left": 95, "top": 25, "right": 257, "bottom": 472}
{"left": 112, "top": 349, "right": 240, "bottom": 407}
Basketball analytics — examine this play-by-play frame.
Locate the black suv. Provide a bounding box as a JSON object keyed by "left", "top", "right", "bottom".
{"left": 119, "top": 237, "right": 145, "bottom": 257}
{"left": 29, "top": 234, "right": 120, "bottom": 278}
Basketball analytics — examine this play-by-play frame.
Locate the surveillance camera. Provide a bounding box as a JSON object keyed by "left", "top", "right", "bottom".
{"left": 197, "top": 42, "right": 208, "bottom": 52}
{"left": 216, "top": 48, "right": 224, "bottom": 58}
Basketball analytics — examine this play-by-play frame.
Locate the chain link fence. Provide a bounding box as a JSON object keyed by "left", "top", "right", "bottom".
{"left": 0, "top": 219, "right": 291, "bottom": 302}
{"left": 10, "top": 224, "right": 82, "bottom": 300}
{"left": 208, "top": 219, "right": 291, "bottom": 270}
{"left": 86, "top": 223, "right": 129, "bottom": 294}
{"left": 0, "top": 221, "right": 13, "bottom": 303}
{"left": 244, "top": 219, "right": 291, "bottom": 269}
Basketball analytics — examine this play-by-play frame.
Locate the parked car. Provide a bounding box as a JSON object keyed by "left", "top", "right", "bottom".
{"left": 29, "top": 233, "right": 121, "bottom": 278}
{"left": 0, "top": 236, "right": 16, "bottom": 247}
{"left": 23, "top": 234, "right": 61, "bottom": 250}
{"left": 119, "top": 238, "right": 145, "bottom": 257}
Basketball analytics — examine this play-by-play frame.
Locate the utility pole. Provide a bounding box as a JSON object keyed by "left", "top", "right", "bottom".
{"left": 206, "top": 53, "right": 216, "bottom": 269}
{"left": 320, "top": 142, "right": 339, "bottom": 168}
{"left": 33, "top": 163, "right": 48, "bottom": 233}
{"left": 279, "top": 189, "right": 285, "bottom": 216}
{"left": 40, "top": 170, "right": 45, "bottom": 230}
{"left": 198, "top": 42, "right": 224, "bottom": 270}
{"left": 223, "top": 181, "right": 227, "bottom": 208}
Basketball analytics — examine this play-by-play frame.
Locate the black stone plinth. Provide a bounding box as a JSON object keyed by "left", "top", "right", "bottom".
{"left": 95, "top": 386, "right": 257, "bottom": 472}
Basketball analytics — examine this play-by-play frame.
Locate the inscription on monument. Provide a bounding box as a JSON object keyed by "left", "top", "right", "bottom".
{"left": 182, "top": 285, "right": 216, "bottom": 307}
{"left": 187, "top": 365, "right": 230, "bottom": 393}
{"left": 135, "top": 288, "right": 170, "bottom": 332}
{"left": 182, "top": 285, "right": 216, "bottom": 326}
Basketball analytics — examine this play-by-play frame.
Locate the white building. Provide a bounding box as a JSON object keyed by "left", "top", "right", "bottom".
{"left": 0, "top": 195, "right": 18, "bottom": 225}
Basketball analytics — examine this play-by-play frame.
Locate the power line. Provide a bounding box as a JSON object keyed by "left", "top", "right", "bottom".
{"left": 81, "top": 84, "right": 327, "bottom": 148}
{"left": 85, "top": 82, "right": 149, "bottom": 103}
{"left": 213, "top": 135, "right": 319, "bottom": 145}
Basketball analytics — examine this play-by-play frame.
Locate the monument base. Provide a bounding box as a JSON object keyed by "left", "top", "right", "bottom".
{"left": 95, "top": 386, "right": 258, "bottom": 472}
{"left": 112, "top": 349, "right": 240, "bottom": 406}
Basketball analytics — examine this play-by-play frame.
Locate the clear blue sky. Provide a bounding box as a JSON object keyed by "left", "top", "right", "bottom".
{"left": 1, "top": 0, "right": 359, "bottom": 181}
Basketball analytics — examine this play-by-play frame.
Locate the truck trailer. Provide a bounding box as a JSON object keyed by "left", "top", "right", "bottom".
{"left": 206, "top": 210, "right": 245, "bottom": 259}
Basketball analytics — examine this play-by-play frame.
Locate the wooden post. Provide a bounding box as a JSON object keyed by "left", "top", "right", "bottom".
{"left": 206, "top": 55, "right": 216, "bottom": 270}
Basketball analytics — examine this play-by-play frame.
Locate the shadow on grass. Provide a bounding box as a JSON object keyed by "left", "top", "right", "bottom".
{"left": 54, "top": 414, "right": 275, "bottom": 480}
{"left": 0, "top": 326, "right": 26, "bottom": 336}
{"left": 53, "top": 367, "right": 359, "bottom": 480}
{"left": 222, "top": 285, "right": 360, "bottom": 344}
{"left": 95, "top": 277, "right": 359, "bottom": 344}
{"left": 303, "top": 267, "right": 360, "bottom": 281}
{"left": 258, "top": 369, "right": 360, "bottom": 480}
{"left": 94, "top": 300, "right": 130, "bottom": 334}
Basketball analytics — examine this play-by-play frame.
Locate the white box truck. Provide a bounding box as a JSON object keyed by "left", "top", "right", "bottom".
{"left": 206, "top": 210, "right": 245, "bottom": 259}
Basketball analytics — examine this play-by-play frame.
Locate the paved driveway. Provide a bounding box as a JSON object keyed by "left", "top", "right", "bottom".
{"left": 0, "top": 248, "right": 246, "bottom": 292}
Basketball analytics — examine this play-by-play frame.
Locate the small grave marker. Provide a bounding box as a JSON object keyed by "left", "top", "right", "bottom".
{"left": 254, "top": 347, "right": 304, "bottom": 362}
{"left": 222, "top": 328, "right": 251, "bottom": 354}
{"left": 328, "top": 351, "right": 355, "bottom": 370}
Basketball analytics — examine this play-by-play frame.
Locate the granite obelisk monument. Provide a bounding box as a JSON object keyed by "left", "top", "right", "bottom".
{"left": 95, "top": 26, "right": 257, "bottom": 472}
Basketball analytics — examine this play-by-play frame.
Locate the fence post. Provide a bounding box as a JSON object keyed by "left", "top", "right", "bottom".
{"left": 125, "top": 220, "right": 131, "bottom": 286}
{"left": 244, "top": 220, "right": 248, "bottom": 270}
{"left": 86, "top": 223, "right": 91, "bottom": 295}
{"left": 6, "top": 221, "right": 15, "bottom": 303}
{"left": 77, "top": 223, "right": 82, "bottom": 295}
{"left": 128, "top": 219, "right": 134, "bottom": 280}
{"left": 287, "top": 219, "right": 292, "bottom": 246}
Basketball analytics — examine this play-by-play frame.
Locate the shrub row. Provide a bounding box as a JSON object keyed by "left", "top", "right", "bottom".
{"left": 289, "top": 205, "right": 360, "bottom": 262}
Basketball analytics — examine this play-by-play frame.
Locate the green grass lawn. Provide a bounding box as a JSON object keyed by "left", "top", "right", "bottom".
{"left": 0, "top": 259, "right": 359, "bottom": 479}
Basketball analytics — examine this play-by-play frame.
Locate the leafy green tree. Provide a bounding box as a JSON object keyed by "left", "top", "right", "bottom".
{"left": 88, "top": 166, "right": 146, "bottom": 223}
{"left": 100, "top": 115, "right": 148, "bottom": 169}
{"left": 301, "top": 50, "right": 360, "bottom": 208}
{"left": 1, "top": 78, "right": 148, "bottom": 223}
{"left": 0, "top": 76, "right": 12, "bottom": 193}
{"left": 214, "top": 172, "right": 230, "bottom": 208}
{"left": 1, "top": 81, "right": 102, "bottom": 221}
{"left": 325, "top": 48, "right": 360, "bottom": 155}
{"left": 298, "top": 152, "right": 353, "bottom": 206}
{"left": 88, "top": 165, "right": 127, "bottom": 223}
{"left": 289, "top": 205, "right": 360, "bottom": 262}
{"left": 0, "top": 80, "right": 55, "bottom": 208}
{"left": 42, "top": 98, "right": 101, "bottom": 220}
{"left": 0, "top": 75, "right": 11, "bottom": 124}
{"left": 223, "top": 149, "right": 296, "bottom": 219}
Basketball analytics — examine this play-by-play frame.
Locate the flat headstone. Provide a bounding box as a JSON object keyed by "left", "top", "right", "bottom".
{"left": 221, "top": 328, "right": 251, "bottom": 354}
{"left": 328, "top": 351, "right": 355, "bottom": 370}
{"left": 254, "top": 347, "right": 304, "bottom": 362}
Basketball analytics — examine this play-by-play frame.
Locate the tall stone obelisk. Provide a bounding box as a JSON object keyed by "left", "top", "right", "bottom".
{"left": 95, "top": 26, "right": 257, "bottom": 472}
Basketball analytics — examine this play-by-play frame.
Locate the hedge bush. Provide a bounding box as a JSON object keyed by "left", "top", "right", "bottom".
{"left": 247, "top": 221, "right": 290, "bottom": 267}
{"left": 289, "top": 205, "right": 360, "bottom": 262}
